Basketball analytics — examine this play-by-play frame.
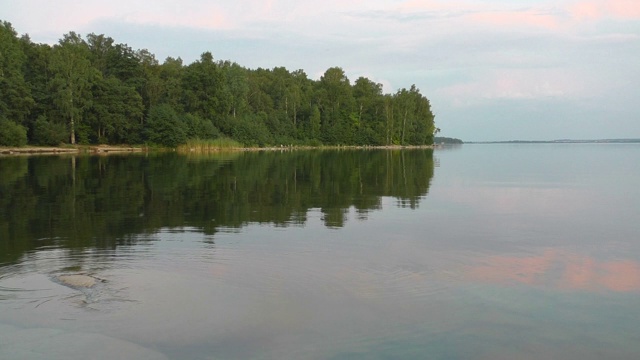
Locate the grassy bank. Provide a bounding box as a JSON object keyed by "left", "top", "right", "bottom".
{"left": 176, "top": 138, "right": 244, "bottom": 153}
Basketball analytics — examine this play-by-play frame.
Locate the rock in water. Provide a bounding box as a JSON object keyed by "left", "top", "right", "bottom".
{"left": 56, "top": 275, "right": 98, "bottom": 288}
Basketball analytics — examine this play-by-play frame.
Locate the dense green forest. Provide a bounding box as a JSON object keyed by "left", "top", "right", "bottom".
{"left": 0, "top": 21, "right": 437, "bottom": 148}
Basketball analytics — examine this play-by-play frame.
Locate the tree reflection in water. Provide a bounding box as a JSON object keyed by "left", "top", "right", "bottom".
{"left": 0, "top": 149, "right": 434, "bottom": 265}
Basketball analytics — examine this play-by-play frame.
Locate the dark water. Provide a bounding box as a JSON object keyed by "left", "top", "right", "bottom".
{"left": 1, "top": 145, "right": 639, "bottom": 359}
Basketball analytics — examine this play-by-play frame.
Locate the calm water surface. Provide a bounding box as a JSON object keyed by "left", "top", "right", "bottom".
{"left": 1, "top": 145, "right": 639, "bottom": 359}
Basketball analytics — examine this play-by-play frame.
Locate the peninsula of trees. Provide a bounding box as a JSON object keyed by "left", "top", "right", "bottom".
{"left": 0, "top": 21, "right": 437, "bottom": 148}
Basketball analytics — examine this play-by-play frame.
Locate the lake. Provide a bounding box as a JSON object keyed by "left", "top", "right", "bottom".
{"left": 1, "top": 144, "right": 639, "bottom": 359}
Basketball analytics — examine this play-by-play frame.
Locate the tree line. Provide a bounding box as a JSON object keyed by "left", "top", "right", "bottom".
{"left": 0, "top": 21, "right": 437, "bottom": 147}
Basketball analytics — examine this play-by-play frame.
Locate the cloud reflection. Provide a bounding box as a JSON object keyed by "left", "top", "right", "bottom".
{"left": 468, "top": 249, "right": 640, "bottom": 292}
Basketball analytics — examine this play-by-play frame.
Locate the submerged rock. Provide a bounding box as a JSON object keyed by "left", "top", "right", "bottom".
{"left": 56, "top": 274, "right": 102, "bottom": 289}
{"left": 53, "top": 274, "right": 108, "bottom": 304}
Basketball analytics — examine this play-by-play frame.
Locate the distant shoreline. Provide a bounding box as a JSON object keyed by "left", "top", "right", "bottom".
{"left": 466, "top": 139, "right": 640, "bottom": 144}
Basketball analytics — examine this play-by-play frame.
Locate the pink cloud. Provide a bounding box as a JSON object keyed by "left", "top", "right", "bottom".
{"left": 570, "top": 2, "right": 601, "bottom": 20}
{"left": 469, "top": 9, "right": 562, "bottom": 30}
{"left": 438, "top": 69, "right": 575, "bottom": 105}
{"left": 569, "top": 0, "right": 640, "bottom": 21}
{"left": 393, "top": 0, "right": 640, "bottom": 31}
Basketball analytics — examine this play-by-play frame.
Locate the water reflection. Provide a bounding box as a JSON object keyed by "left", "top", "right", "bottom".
{"left": 468, "top": 249, "right": 640, "bottom": 292}
{"left": 2, "top": 144, "right": 640, "bottom": 359}
{"left": 0, "top": 149, "right": 434, "bottom": 265}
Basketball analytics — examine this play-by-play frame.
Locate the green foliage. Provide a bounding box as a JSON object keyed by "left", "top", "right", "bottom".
{"left": 0, "top": 21, "right": 35, "bottom": 125}
{"left": 231, "top": 115, "right": 273, "bottom": 147}
{"left": 182, "top": 113, "right": 220, "bottom": 140}
{"left": 19, "top": 37, "right": 52, "bottom": 138}
{"left": 49, "top": 32, "right": 99, "bottom": 144}
{"left": 0, "top": 118, "right": 28, "bottom": 146}
{"left": 32, "top": 115, "right": 68, "bottom": 145}
{"left": 182, "top": 52, "right": 229, "bottom": 122}
{"left": 89, "top": 76, "right": 144, "bottom": 144}
{"left": 1, "top": 21, "right": 438, "bottom": 148}
{"left": 145, "top": 104, "right": 187, "bottom": 147}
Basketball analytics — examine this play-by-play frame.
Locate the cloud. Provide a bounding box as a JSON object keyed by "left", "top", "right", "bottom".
{"left": 118, "top": 3, "right": 233, "bottom": 30}
{"left": 437, "top": 68, "right": 576, "bottom": 105}
{"left": 2, "top": 0, "right": 639, "bottom": 141}
{"left": 348, "top": 0, "right": 640, "bottom": 33}
{"left": 468, "top": 8, "right": 566, "bottom": 30}
{"left": 569, "top": 0, "right": 640, "bottom": 21}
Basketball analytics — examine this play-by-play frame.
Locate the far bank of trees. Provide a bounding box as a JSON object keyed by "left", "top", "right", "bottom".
{"left": 0, "top": 21, "right": 437, "bottom": 147}
{"left": 434, "top": 137, "right": 463, "bottom": 144}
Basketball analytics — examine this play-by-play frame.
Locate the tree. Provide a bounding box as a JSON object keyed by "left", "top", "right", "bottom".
{"left": 220, "top": 61, "right": 248, "bottom": 118}
{"left": 136, "top": 48, "right": 162, "bottom": 111}
{"left": 86, "top": 33, "right": 115, "bottom": 76}
{"left": 353, "top": 77, "right": 384, "bottom": 144}
{"left": 318, "top": 67, "right": 355, "bottom": 144}
{"left": 289, "top": 69, "right": 312, "bottom": 131}
{"left": 86, "top": 76, "right": 144, "bottom": 144}
{"left": 158, "top": 57, "right": 184, "bottom": 112}
{"left": 182, "top": 52, "right": 229, "bottom": 124}
{"left": 392, "top": 85, "right": 435, "bottom": 145}
{"left": 20, "top": 36, "right": 53, "bottom": 140}
{"left": 394, "top": 87, "right": 416, "bottom": 145}
{"left": 383, "top": 94, "right": 395, "bottom": 145}
{"left": 49, "top": 32, "right": 99, "bottom": 144}
{"left": 246, "top": 68, "right": 274, "bottom": 115}
{"left": 0, "top": 21, "right": 34, "bottom": 126}
{"left": 309, "top": 105, "right": 321, "bottom": 140}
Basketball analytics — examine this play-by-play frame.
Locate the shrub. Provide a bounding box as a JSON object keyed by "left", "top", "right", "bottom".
{"left": 32, "top": 116, "right": 68, "bottom": 146}
{"left": 182, "top": 113, "right": 220, "bottom": 140}
{"left": 0, "top": 118, "right": 28, "bottom": 147}
{"left": 144, "top": 104, "right": 187, "bottom": 147}
{"left": 231, "top": 116, "right": 272, "bottom": 147}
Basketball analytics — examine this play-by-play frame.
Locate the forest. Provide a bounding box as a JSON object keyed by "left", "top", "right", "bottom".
{"left": 0, "top": 21, "right": 438, "bottom": 148}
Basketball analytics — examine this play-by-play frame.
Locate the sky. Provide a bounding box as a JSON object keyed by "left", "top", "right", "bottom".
{"left": 2, "top": 0, "right": 640, "bottom": 141}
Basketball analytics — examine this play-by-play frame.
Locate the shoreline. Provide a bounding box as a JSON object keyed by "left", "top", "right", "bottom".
{"left": 1, "top": 144, "right": 438, "bottom": 156}
{"left": 0, "top": 145, "right": 146, "bottom": 156}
